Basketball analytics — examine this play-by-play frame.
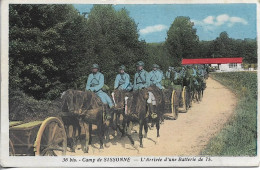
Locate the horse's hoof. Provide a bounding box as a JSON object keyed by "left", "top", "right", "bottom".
{"left": 144, "top": 133, "right": 147, "bottom": 138}
{"left": 100, "top": 145, "right": 104, "bottom": 149}
{"left": 104, "top": 143, "right": 110, "bottom": 148}
{"left": 83, "top": 147, "right": 89, "bottom": 153}
{"left": 140, "top": 144, "right": 143, "bottom": 148}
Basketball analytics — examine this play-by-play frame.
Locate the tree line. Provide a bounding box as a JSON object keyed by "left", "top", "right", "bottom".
{"left": 9, "top": 4, "right": 257, "bottom": 101}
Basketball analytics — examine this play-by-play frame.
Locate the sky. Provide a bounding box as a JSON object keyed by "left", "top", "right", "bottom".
{"left": 73, "top": 4, "right": 257, "bottom": 43}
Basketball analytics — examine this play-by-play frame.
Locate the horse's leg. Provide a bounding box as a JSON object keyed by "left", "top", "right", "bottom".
{"left": 121, "top": 116, "right": 127, "bottom": 137}
{"left": 144, "top": 117, "right": 148, "bottom": 138}
{"left": 126, "top": 120, "right": 135, "bottom": 145}
{"left": 81, "top": 122, "right": 90, "bottom": 153}
{"left": 89, "top": 124, "right": 92, "bottom": 145}
{"left": 98, "top": 122, "right": 104, "bottom": 149}
{"left": 139, "top": 119, "right": 144, "bottom": 148}
{"left": 156, "top": 117, "right": 160, "bottom": 138}
{"left": 64, "top": 124, "right": 71, "bottom": 151}
{"left": 71, "top": 123, "right": 77, "bottom": 152}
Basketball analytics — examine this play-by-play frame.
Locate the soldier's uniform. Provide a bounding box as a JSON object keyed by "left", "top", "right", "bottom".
{"left": 149, "top": 64, "right": 163, "bottom": 89}
{"left": 114, "top": 65, "right": 132, "bottom": 91}
{"left": 86, "top": 64, "right": 114, "bottom": 108}
{"left": 133, "top": 61, "right": 150, "bottom": 90}
{"left": 165, "top": 67, "right": 172, "bottom": 79}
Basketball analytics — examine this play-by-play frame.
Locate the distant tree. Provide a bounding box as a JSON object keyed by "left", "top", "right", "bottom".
{"left": 212, "top": 31, "right": 233, "bottom": 57}
{"left": 83, "top": 5, "right": 148, "bottom": 87}
{"left": 146, "top": 43, "right": 171, "bottom": 71}
{"left": 165, "top": 16, "right": 199, "bottom": 66}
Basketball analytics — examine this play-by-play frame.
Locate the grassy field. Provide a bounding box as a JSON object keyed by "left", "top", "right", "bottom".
{"left": 201, "top": 72, "right": 257, "bottom": 156}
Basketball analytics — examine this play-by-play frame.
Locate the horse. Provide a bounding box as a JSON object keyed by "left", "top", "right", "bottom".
{"left": 120, "top": 88, "right": 151, "bottom": 148}
{"left": 111, "top": 89, "right": 129, "bottom": 131}
{"left": 146, "top": 85, "right": 165, "bottom": 135}
{"left": 61, "top": 89, "right": 112, "bottom": 153}
{"left": 193, "top": 76, "right": 206, "bottom": 102}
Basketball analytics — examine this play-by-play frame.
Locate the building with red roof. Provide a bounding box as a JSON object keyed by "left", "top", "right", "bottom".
{"left": 182, "top": 57, "right": 243, "bottom": 72}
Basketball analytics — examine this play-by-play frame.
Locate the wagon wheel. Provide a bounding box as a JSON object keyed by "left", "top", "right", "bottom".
{"left": 182, "top": 86, "right": 189, "bottom": 113}
{"left": 34, "top": 117, "right": 67, "bottom": 156}
{"left": 171, "top": 90, "right": 178, "bottom": 120}
{"left": 9, "top": 139, "right": 15, "bottom": 156}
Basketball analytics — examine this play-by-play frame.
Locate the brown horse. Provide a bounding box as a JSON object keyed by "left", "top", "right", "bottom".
{"left": 119, "top": 89, "right": 149, "bottom": 148}
{"left": 146, "top": 85, "right": 165, "bottom": 137}
{"left": 111, "top": 89, "right": 129, "bottom": 131}
{"left": 61, "top": 89, "right": 112, "bottom": 153}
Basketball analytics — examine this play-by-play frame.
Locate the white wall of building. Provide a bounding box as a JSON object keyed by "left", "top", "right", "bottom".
{"left": 216, "top": 63, "right": 242, "bottom": 72}
{"left": 210, "top": 63, "right": 243, "bottom": 72}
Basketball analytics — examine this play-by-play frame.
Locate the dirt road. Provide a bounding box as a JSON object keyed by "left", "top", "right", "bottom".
{"left": 67, "top": 77, "right": 237, "bottom": 156}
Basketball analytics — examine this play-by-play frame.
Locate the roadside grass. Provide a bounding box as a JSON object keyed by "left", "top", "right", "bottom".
{"left": 201, "top": 72, "right": 257, "bottom": 156}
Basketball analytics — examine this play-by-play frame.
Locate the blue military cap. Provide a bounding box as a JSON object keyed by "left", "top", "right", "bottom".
{"left": 152, "top": 64, "right": 159, "bottom": 68}
{"left": 136, "top": 61, "right": 144, "bottom": 67}
{"left": 119, "top": 65, "right": 126, "bottom": 70}
{"left": 92, "top": 64, "right": 99, "bottom": 69}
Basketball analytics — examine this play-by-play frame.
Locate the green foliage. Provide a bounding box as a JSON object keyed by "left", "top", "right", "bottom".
{"left": 9, "top": 4, "right": 89, "bottom": 100}
{"left": 9, "top": 90, "right": 62, "bottom": 122}
{"left": 84, "top": 5, "right": 148, "bottom": 88}
{"left": 201, "top": 72, "right": 257, "bottom": 156}
{"left": 196, "top": 32, "right": 257, "bottom": 64}
{"left": 9, "top": 4, "right": 148, "bottom": 100}
{"left": 165, "top": 16, "right": 199, "bottom": 66}
{"left": 145, "top": 43, "right": 171, "bottom": 71}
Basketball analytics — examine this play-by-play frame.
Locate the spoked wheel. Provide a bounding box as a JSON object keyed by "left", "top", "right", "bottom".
{"left": 182, "top": 86, "right": 189, "bottom": 113}
{"left": 9, "top": 139, "right": 15, "bottom": 156}
{"left": 189, "top": 90, "right": 193, "bottom": 107}
{"left": 34, "top": 117, "right": 67, "bottom": 156}
{"left": 171, "top": 90, "right": 178, "bottom": 120}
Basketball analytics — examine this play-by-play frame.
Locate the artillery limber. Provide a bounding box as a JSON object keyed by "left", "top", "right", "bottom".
{"left": 162, "top": 67, "right": 192, "bottom": 120}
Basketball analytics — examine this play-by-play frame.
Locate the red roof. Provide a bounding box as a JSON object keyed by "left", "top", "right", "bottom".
{"left": 182, "top": 57, "right": 243, "bottom": 65}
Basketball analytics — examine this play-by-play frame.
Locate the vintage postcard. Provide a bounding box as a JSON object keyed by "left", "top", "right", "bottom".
{"left": 1, "top": 0, "right": 259, "bottom": 167}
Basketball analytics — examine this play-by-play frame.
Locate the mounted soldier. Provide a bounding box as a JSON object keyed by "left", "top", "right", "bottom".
{"left": 133, "top": 61, "right": 150, "bottom": 90}
{"left": 165, "top": 66, "right": 173, "bottom": 79}
{"left": 114, "top": 65, "right": 132, "bottom": 91}
{"left": 149, "top": 64, "right": 163, "bottom": 90}
{"left": 86, "top": 64, "right": 114, "bottom": 119}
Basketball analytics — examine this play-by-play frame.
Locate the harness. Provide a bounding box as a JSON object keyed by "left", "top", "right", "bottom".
{"left": 136, "top": 71, "right": 146, "bottom": 84}
{"left": 150, "top": 71, "right": 158, "bottom": 83}
{"left": 90, "top": 73, "right": 102, "bottom": 92}
{"left": 118, "top": 74, "right": 126, "bottom": 86}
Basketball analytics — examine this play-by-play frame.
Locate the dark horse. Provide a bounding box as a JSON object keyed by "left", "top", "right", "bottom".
{"left": 61, "top": 89, "right": 112, "bottom": 153}
{"left": 111, "top": 89, "right": 129, "bottom": 130}
{"left": 123, "top": 89, "right": 149, "bottom": 147}
{"left": 146, "top": 85, "right": 165, "bottom": 137}
{"left": 113, "top": 87, "right": 163, "bottom": 147}
{"left": 193, "top": 76, "right": 206, "bottom": 102}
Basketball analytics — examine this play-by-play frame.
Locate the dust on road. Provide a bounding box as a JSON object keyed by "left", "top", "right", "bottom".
{"left": 67, "top": 77, "right": 237, "bottom": 156}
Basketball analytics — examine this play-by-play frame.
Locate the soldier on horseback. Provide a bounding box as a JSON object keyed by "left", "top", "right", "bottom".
{"left": 133, "top": 61, "right": 150, "bottom": 90}
{"left": 86, "top": 64, "right": 114, "bottom": 119}
{"left": 114, "top": 65, "right": 132, "bottom": 91}
{"left": 133, "top": 61, "right": 157, "bottom": 117}
{"left": 149, "top": 64, "right": 163, "bottom": 90}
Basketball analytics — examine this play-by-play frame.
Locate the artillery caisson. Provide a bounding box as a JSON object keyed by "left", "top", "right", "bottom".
{"left": 9, "top": 117, "right": 67, "bottom": 156}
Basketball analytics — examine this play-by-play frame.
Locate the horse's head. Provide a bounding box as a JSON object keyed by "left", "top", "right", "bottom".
{"left": 61, "top": 89, "right": 89, "bottom": 115}
{"left": 112, "top": 89, "right": 126, "bottom": 109}
{"left": 140, "top": 88, "right": 149, "bottom": 101}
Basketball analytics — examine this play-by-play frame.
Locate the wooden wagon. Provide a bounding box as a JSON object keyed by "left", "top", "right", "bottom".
{"left": 162, "top": 85, "right": 190, "bottom": 120}
{"left": 9, "top": 117, "right": 67, "bottom": 156}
